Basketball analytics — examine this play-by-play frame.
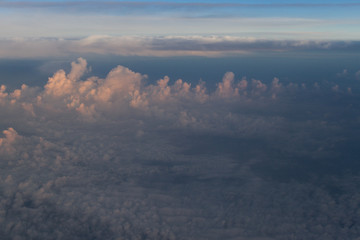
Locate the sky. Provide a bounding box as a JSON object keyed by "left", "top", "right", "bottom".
{"left": 1, "top": 1, "right": 360, "bottom": 240}
{"left": 0, "top": 0, "right": 359, "bottom": 58}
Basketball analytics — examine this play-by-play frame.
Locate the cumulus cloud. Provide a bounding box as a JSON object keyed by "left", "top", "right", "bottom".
{"left": 215, "top": 72, "right": 239, "bottom": 98}
{"left": 0, "top": 128, "right": 21, "bottom": 156}
{"left": 0, "top": 58, "right": 360, "bottom": 239}
{"left": 337, "top": 69, "right": 349, "bottom": 78}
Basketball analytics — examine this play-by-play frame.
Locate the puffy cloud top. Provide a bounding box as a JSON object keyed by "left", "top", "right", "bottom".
{"left": 0, "top": 58, "right": 360, "bottom": 239}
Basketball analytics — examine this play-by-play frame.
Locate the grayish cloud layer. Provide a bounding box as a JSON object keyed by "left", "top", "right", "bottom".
{"left": 0, "top": 36, "right": 360, "bottom": 58}
{"left": 1, "top": 58, "right": 360, "bottom": 239}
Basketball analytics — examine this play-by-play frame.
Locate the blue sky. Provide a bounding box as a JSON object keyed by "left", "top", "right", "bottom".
{"left": 0, "top": 0, "right": 359, "bottom": 40}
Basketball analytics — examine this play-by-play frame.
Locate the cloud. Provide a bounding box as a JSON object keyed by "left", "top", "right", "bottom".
{"left": 337, "top": 69, "right": 348, "bottom": 77}
{"left": 0, "top": 128, "right": 21, "bottom": 156}
{"left": 0, "top": 58, "right": 360, "bottom": 239}
{"left": 356, "top": 70, "right": 360, "bottom": 80}
{"left": 0, "top": 36, "right": 360, "bottom": 58}
{"left": 215, "top": 72, "right": 239, "bottom": 98}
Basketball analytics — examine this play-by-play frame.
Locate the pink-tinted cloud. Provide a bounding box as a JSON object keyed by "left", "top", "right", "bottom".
{"left": 0, "top": 58, "right": 359, "bottom": 239}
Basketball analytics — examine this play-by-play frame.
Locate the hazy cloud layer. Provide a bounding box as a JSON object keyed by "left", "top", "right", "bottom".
{"left": 1, "top": 58, "right": 360, "bottom": 239}
{"left": 0, "top": 36, "right": 360, "bottom": 58}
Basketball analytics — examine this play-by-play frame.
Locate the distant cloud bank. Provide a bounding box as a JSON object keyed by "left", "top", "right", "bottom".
{"left": 0, "top": 36, "right": 359, "bottom": 58}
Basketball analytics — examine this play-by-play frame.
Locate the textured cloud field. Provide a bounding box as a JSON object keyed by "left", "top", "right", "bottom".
{"left": 1, "top": 58, "right": 360, "bottom": 239}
